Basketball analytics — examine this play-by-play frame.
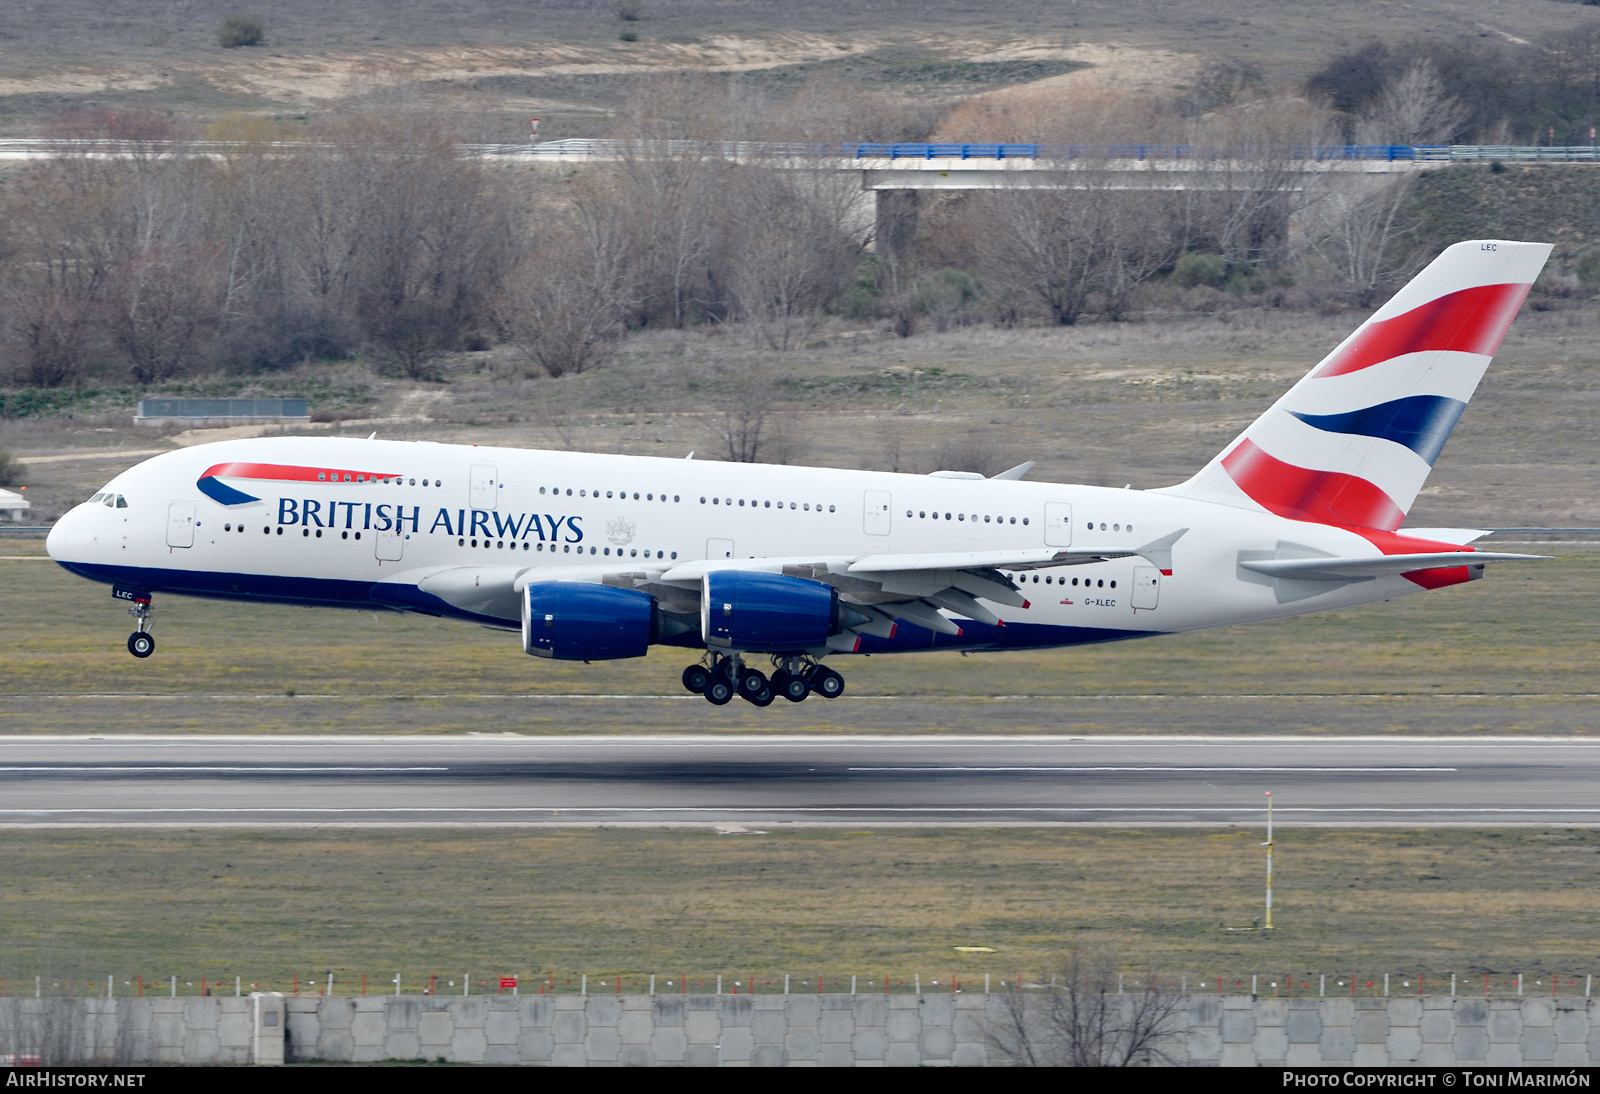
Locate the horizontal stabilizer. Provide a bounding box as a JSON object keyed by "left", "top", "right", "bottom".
{"left": 1239, "top": 551, "right": 1545, "bottom": 581}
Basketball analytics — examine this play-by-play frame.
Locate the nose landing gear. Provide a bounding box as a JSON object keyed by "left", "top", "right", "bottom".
{"left": 126, "top": 596, "right": 155, "bottom": 658}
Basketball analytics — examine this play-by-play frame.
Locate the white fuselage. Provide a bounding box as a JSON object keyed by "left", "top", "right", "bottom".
{"left": 46, "top": 436, "right": 1445, "bottom": 654}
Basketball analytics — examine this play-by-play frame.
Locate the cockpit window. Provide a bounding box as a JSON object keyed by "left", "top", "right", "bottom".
{"left": 88, "top": 493, "right": 104, "bottom": 503}
{"left": 115, "top": 495, "right": 127, "bottom": 508}
{"left": 103, "top": 495, "right": 115, "bottom": 507}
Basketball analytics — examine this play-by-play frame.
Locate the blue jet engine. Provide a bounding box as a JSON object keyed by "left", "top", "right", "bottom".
{"left": 702, "top": 571, "right": 851, "bottom": 653}
{"left": 522, "top": 583, "right": 658, "bottom": 660}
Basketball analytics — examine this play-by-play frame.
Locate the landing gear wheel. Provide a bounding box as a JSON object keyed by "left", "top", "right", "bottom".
{"left": 809, "top": 666, "right": 844, "bottom": 699}
{"left": 127, "top": 632, "right": 155, "bottom": 658}
{"left": 737, "top": 667, "right": 769, "bottom": 698}
{"left": 704, "top": 669, "right": 734, "bottom": 706}
{"left": 742, "top": 683, "right": 775, "bottom": 707}
{"left": 776, "top": 671, "right": 810, "bottom": 703}
{"left": 682, "top": 664, "right": 710, "bottom": 694}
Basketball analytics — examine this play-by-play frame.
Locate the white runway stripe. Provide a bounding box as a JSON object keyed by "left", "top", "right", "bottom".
{"left": 845, "top": 766, "right": 1457, "bottom": 773}
{"left": 0, "top": 766, "right": 449, "bottom": 773}
{"left": 0, "top": 806, "right": 1591, "bottom": 815}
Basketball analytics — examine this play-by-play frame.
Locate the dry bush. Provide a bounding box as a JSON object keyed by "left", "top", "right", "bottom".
{"left": 218, "top": 13, "right": 265, "bottom": 48}
{"left": 704, "top": 365, "right": 804, "bottom": 465}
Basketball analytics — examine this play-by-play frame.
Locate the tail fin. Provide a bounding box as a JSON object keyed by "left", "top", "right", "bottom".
{"left": 1160, "top": 240, "right": 1551, "bottom": 531}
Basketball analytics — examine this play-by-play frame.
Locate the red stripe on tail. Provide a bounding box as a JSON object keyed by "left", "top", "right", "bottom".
{"left": 1311, "top": 282, "right": 1531, "bottom": 379}
{"left": 1222, "top": 439, "right": 1405, "bottom": 531}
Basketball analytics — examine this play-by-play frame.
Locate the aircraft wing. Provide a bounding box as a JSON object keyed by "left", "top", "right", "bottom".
{"left": 377, "top": 530, "right": 1190, "bottom": 640}
{"left": 1238, "top": 551, "right": 1546, "bottom": 581}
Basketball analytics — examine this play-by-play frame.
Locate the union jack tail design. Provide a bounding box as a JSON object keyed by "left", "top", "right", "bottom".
{"left": 1162, "top": 240, "right": 1551, "bottom": 531}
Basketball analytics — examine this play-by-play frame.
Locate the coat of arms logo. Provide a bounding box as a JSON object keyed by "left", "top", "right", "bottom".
{"left": 606, "top": 517, "right": 636, "bottom": 546}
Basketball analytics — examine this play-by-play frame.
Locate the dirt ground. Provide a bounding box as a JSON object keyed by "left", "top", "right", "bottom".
{"left": 0, "top": 0, "right": 1593, "bottom": 136}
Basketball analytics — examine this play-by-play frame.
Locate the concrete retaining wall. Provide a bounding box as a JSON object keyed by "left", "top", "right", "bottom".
{"left": 3, "top": 994, "right": 1599, "bottom": 1065}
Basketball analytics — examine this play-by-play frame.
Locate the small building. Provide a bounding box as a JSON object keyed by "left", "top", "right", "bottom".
{"left": 0, "top": 487, "right": 28, "bottom": 521}
{"left": 135, "top": 398, "right": 310, "bottom": 428}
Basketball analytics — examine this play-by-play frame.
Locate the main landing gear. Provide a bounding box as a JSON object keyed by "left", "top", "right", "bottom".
{"left": 680, "top": 653, "right": 845, "bottom": 707}
{"left": 126, "top": 596, "right": 155, "bottom": 658}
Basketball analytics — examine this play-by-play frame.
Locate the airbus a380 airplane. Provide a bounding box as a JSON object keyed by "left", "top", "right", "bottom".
{"left": 48, "top": 240, "right": 1552, "bottom": 706}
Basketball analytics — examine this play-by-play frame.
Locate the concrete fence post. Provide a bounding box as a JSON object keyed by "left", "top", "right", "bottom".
{"left": 251, "top": 992, "right": 286, "bottom": 1066}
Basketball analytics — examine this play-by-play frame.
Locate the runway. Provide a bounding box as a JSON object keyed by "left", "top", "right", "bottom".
{"left": 0, "top": 735, "right": 1596, "bottom": 827}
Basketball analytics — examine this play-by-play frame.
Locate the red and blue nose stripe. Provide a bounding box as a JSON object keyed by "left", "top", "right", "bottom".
{"left": 196, "top": 462, "right": 399, "bottom": 506}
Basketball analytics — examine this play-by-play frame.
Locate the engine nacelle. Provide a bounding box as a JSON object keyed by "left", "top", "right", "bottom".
{"left": 522, "top": 582, "right": 657, "bottom": 661}
{"left": 702, "top": 570, "right": 843, "bottom": 653}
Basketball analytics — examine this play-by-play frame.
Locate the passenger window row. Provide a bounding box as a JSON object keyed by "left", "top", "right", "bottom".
{"left": 702, "top": 497, "right": 835, "bottom": 512}
{"left": 1005, "top": 572, "right": 1116, "bottom": 589}
{"left": 909, "top": 510, "right": 1026, "bottom": 525}
{"left": 454, "top": 538, "right": 679, "bottom": 561}
{"left": 1083, "top": 520, "right": 1131, "bottom": 532}
{"left": 543, "top": 487, "right": 679, "bottom": 503}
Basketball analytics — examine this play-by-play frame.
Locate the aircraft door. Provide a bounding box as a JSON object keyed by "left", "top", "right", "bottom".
{"left": 1044, "top": 502, "right": 1073, "bottom": 547}
{"left": 166, "top": 503, "right": 195, "bottom": 548}
{"left": 470, "top": 465, "right": 499, "bottom": 510}
{"left": 375, "top": 524, "right": 404, "bottom": 562}
{"left": 707, "top": 538, "right": 734, "bottom": 560}
{"left": 1131, "top": 566, "right": 1160, "bottom": 610}
{"left": 864, "top": 490, "right": 892, "bottom": 536}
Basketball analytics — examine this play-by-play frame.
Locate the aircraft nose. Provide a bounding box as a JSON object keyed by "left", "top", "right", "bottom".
{"left": 45, "top": 504, "right": 91, "bottom": 563}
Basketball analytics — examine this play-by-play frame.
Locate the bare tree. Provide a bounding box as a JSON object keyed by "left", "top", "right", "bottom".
{"left": 973, "top": 182, "right": 1108, "bottom": 326}
{"left": 727, "top": 167, "right": 864, "bottom": 349}
{"left": 608, "top": 75, "right": 743, "bottom": 330}
{"left": 102, "top": 240, "right": 221, "bottom": 383}
{"left": 987, "top": 949, "right": 1185, "bottom": 1067}
{"left": 1356, "top": 59, "right": 1469, "bottom": 146}
{"left": 1303, "top": 174, "right": 1424, "bottom": 306}
{"left": 501, "top": 192, "right": 632, "bottom": 378}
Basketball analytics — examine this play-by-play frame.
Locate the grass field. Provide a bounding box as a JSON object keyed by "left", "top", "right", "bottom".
{"left": 1, "top": 827, "right": 1597, "bottom": 995}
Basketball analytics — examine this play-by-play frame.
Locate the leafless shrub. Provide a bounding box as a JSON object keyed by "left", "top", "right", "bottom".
{"left": 705, "top": 365, "right": 803, "bottom": 464}
{"left": 987, "top": 949, "right": 1184, "bottom": 1067}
